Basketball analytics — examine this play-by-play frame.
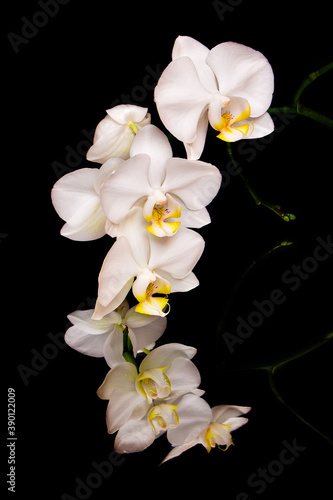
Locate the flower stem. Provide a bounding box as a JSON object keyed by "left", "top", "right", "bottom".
{"left": 122, "top": 328, "right": 139, "bottom": 370}
{"left": 268, "top": 105, "right": 333, "bottom": 130}
{"left": 267, "top": 361, "right": 333, "bottom": 445}
{"left": 292, "top": 61, "right": 333, "bottom": 107}
{"left": 226, "top": 143, "right": 296, "bottom": 221}
{"left": 268, "top": 61, "right": 333, "bottom": 130}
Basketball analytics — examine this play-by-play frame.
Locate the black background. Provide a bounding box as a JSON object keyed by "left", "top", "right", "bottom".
{"left": 3, "top": 1, "right": 333, "bottom": 498}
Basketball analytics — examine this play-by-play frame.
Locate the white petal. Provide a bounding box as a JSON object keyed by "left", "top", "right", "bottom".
{"left": 67, "top": 309, "right": 120, "bottom": 334}
{"left": 161, "top": 439, "right": 200, "bottom": 463}
{"left": 223, "top": 416, "right": 249, "bottom": 432}
{"left": 94, "top": 158, "right": 125, "bottom": 194}
{"left": 247, "top": 112, "right": 275, "bottom": 139}
{"left": 116, "top": 206, "right": 151, "bottom": 268}
{"left": 106, "top": 390, "right": 144, "bottom": 434}
{"left": 114, "top": 418, "right": 156, "bottom": 453}
{"left": 212, "top": 404, "right": 251, "bottom": 423}
{"left": 154, "top": 56, "right": 212, "bottom": 144}
{"left": 92, "top": 278, "right": 134, "bottom": 320}
{"left": 97, "top": 237, "right": 141, "bottom": 307}
{"left": 162, "top": 158, "right": 222, "bottom": 210}
{"left": 87, "top": 118, "right": 133, "bottom": 163}
{"left": 97, "top": 363, "right": 137, "bottom": 400}
{"left": 139, "top": 343, "right": 197, "bottom": 372}
{"left": 167, "top": 394, "right": 212, "bottom": 446}
{"left": 130, "top": 125, "right": 172, "bottom": 189}
{"left": 157, "top": 270, "right": 199, "bottom": 293}
{"left": 100, "top": 154, "right": 152, "bottom": 224}
{"left": 184, "top": 111, "right": 209, "bottom": 160}
{"left": 179, "top": 204, "right": 211, "bottom": 228}
{"left": 107, "top": 104, "right": 149, "bottom": 125}
{"left": 149, "top": 228, "right": 205, "bottom": 279}
{"left": 103, "top": 328, "right": 125, "bottom": 368}
{"left": 207, "top": 42, "right": 274, "bottom": 117}
{"left": 51, "top": 168, "right": 98, "bottom": 221}
{"left": 172, "top": 36, "right": 218, "bottom": 93}
{"left": 64, "top": 325, "right": 110, "bottom": 357}
{"left": 167, "top": 358, "right": 201, "bottom": 396}
{"left": 129, "top": 321, "right": 166, "bottom": 354}
{"left": 60, "top": 198, "right": 106, "bottom": 241}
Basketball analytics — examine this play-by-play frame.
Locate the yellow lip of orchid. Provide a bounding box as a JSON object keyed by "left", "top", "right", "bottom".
{"left": 204, "top": 423, "right": 233, "bottom": 453}
{"left": 148, "top": 404, "right": 180, "bottom": 434}
{"left": 144, "top": 194, "right": 182, "bottom": 237}
{"left": 135, "top": 367, "right": 171, "bottom": 403}
{"left": 134, "top": 276, "right": 171, "bottom": 317}
{"left": 214, "top": 99, "right": 253, "bottom": 142}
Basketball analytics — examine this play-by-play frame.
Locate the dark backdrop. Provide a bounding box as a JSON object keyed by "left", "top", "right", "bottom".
{"left": 3, "top": 1, "right": 332, "bottom": 499}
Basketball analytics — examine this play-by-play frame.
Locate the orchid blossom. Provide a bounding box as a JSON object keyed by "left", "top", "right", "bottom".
{"left": 97, "top": 343, "right": 204, "bottom": 437}
{"left": 92, "top": 209, "right": 205, "bottom": 319}
{"left": 162, "top": 404, "right": 251, "bottom": 462}
{"left": 51, "top": 158, "right": 123, "bottom": 241}
{"left": 114, "top": 393, "right": 211, "bottom": 454}
{"left": 86, "top": 104, "right": 151, "bottom": 163}
{"left": 65, "top": 299, "right": 167, "bottom": 368}
{"left": 154, "top": 36, "right": 274, "bottom": 159}
{"left": 100, "top": 124, "right": 222, "bottom": 237}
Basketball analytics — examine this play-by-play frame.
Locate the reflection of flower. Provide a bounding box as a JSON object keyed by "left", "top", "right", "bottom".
{"left": 100, "top": 124, "right": 222, "bottom": 237}
{"left": 162, "top": 404, "right": 251, "bottom": 462}
{"left": 155, "top": 36, "right": 274, "bottom": 159}
{"left": 86, "top": 104, "right": 151, "bottom": 163}
{"left": 65, "top": 299, "right": 167, "bottom": 368}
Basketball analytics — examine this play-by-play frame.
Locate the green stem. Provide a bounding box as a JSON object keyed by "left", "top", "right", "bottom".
{"left": 267, "top": 365, "right": 333, "bottom": 445}
{"left": 122, "top": 328, "right": 139, "bottom": 370}
{"left": 268, "top": 105, "right": 333, "bottom": 130}
{"left": 297, "top": 104, "right": 333, "bottom": 130}
{"left": 292, "top": 61, "right": 333, "bottom": 107}
{"left": 226, "top": 143, "right": 296, "bottom": 221}
{"left": 268, "top": 61, "right": 333, "bottom": 130}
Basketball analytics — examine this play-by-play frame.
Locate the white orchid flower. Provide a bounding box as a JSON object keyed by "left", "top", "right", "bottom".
{"left": 51, "top": 158, "right": 123, "bottom": 241}
{"left": 86, "top": 105, "right": 151, "bottom": 163}
{"left": 162, "top": 404, "right": 251, "bottom": 462}
{"left": 114, "top": 393, "right": 211, "bottom": 454}
{"left": 97, "top": 343, "right": 204, "bottom": 437}
{"left": 65, "top": 299, "right": 167, "bottom": 368}
{"left": 92, "top": 208, "right": 205, "bottom": 319}
{"left": 100, "top": 124, "right": 222, "bottom": 237}
{"left": 154, "top": 36, "right": 274, "bottom": 159}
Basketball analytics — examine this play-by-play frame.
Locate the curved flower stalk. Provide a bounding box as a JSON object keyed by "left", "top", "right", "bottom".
{"left": 162, "top": 404, "right": 251, "bottom": 462}
{"left": 65, "top": 299, "right": 167, "bottom": 368}
{"left": 92, "top": 211, "right": 205, "bottom": 319}
{"left": 51, "top": 158, "right": 123, "bottom": 241}
{"left": 100, "top": 124, "right": 222, "bottom": 237}
{"left": 97, "top": 343, "right": 206, "bottom": 449}
{"left": 86, "top": 104, "right": 151, "bottom": 163}
{"left": 154, "top": 36, "right": 274, "bottom": 159}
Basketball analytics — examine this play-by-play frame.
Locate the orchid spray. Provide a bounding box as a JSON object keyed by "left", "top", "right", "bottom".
{"left": 52, "top": 35, "right": 333, "bottom": 462}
